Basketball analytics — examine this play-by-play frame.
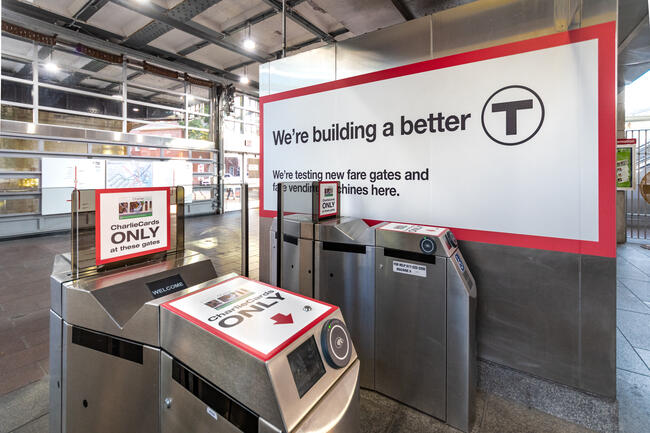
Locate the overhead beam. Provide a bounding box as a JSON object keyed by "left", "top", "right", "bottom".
{"left": 619, "top": 14, "right": 649, "bottom": 53}
{"left": 390, "top": 0, "right": 415, "bottom": 21}
{"left": 259, "top": 0, "right": 334, "bottom": 42}
{"left": 73, "top": 0, "right": 110, "bottom": 22}
{"left": 109, "top": 0, "right": 268, "bottom": 63}
{"left": 123, "top": 0, "right": 220, "bottom": 49}
{"left": 221, "top": 0, "right": 307, "bottom": 36}
{"left": 0, "top": 7, "right": 258, "bottom": 90}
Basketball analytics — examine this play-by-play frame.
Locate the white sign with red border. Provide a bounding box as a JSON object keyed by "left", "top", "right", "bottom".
{"left": 379, "top": 222, "right": 445, "bottom": 237}
{"left": 318, "top": 181, "right": 339, "bottom": 218}
{"left": 260, "top": 23, "right": 616, "bottom": 258}
{"left": 162, "top": 276, "right": 338, "bottom": 361}
{"left": 95, "top": 187, "right": 171, "bottom": 265}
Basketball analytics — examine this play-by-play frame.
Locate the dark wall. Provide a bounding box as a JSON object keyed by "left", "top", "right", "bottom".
{"left": 460, "top": 241, "right": 616, "bottom": 398}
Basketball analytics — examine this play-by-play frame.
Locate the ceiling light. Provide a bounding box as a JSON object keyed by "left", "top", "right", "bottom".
{"left": 244, "top": 22, "right": 255, "bottom": 51}
{"left": 45, "top": 62, "right": 59, "bottom": 72}
{"left": 239, "top": 75, "right": 250, "bottom": 85}
{"left": 132, "top": 107, "right": 140, "bottom": 112}
{"left": 243, "top": 39, "right": 256, "bottom": 50}
{"left": 187, "top": 94, "right": 194, "bottom": 102}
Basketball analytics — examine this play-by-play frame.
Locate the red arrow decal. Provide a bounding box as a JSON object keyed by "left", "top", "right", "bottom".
{"left": 271, "top": 313, "right": 293, "bottom": 325}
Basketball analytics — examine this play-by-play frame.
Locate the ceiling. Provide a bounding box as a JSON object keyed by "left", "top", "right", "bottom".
{"left": 2, "top": 0, "right": 647, "bottom": 92}
{"left": 1, "top": 0, "right": 472, "bottom": 91}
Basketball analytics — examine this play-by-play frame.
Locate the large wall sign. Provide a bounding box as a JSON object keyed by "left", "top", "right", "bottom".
{"left": 260, "top": 22, "right": 616, "bottom": 257}
{"left": 95, "top": 187, "right": 171, "bottom": 265}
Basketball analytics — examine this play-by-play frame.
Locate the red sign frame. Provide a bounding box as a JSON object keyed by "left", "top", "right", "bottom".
{"left": 161, "top": 276, "right": 339, "bottom": 362}
{"left": 259, "top": 22, "right": 616, "bottom": 257}
{"left": 94, "top": 187, "right": 171, "bottom": 265}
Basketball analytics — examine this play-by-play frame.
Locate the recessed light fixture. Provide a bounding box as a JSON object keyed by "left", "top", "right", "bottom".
{"left": 132, "top": 107, "right": 140, "bottom": 112}
{"left": 239, "top": 75, "right": 249, "bottom": 85}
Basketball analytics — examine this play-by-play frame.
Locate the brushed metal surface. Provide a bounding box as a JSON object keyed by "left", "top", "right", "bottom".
{"left": 62, "top": 253, "right": 216, "bottom": 346}
{"left": 314, "top": 242, "right": 375, "bottom": 389}
{"left": 336, "top": 15, "right": 431, "bottom": 79}
{"left": 460, "top": 241, "right": 583, "bottom": 389}
{"left": 159, "top": 351, "right": 245, "bottom": 433}
{"left": 266, "top": 309, "right": 358, "bottom": 432}
{"left": 268, "top": 45, "right": 336, "bottom": 95}
{"left": 315, "top": 217, "right": 376, "bottom": 245}
{"left": 375, "top": 223, "right": 456, "bottom": 258}
{"left": 270, "top": 230, "right": 314, "bottom": 297}
{"left": 271, "top": 214, "right": 315, "bottom": 238}
{"left": 292, "top": 360, "right": 360, "bottom": 433}
{"left": 62, "top": 323, "right": 160, "bottom": 433}
{"left": 374, "top": 247, "right": 446, "bottom": 420}
{"left": 579, "top": 255, "right": 616, "bottom": 398}
{"left": 160, "top": 292, "right": 285, "bottom": 429}
{"left": 446, "top": 254, "right": 477, "bottom": 433}
{"left": 49, "top": 311, "right": 63, "bottom": 433}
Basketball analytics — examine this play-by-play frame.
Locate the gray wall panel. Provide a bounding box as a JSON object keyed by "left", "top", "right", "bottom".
{"left": 579, "top": 255, "right": 617, "bottom": 397}
{"left": 459, "top": 241, "right": 584, "bottom": 390}
{"left": 336, "top": 15, "right": 431, "bottom": 79}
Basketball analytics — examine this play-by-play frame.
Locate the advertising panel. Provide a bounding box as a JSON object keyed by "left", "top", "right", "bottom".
{"left": 95, "top": 187, "right": 171, "bottom": 265}
{"left": 260, "top": 23, "right": 616, "bottom": 257}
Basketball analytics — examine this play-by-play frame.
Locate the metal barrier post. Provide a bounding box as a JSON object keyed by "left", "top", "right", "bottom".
{"left": 241, "top": 183, "right": 249, "bottom": 277}
{"left": 277, "top": 182, "right": 283, "bottom": 288}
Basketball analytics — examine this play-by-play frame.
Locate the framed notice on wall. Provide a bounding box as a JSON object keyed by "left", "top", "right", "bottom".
{"left": 95, "top": 187, "right": 171, "bottom": 265}
{"left": 616, "top": 144, "right": 635, "bottom": 190}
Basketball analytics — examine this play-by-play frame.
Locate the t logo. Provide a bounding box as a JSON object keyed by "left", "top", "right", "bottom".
{"left": 481, "top": 85, "right": 545, "bottom": 145}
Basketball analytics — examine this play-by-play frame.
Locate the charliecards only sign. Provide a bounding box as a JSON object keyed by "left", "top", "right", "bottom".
{"left": 162, "top": 277, "right": 337, "bottom": 361}
{"left": 319, "top": 181, "right": 339, "bottom": 218}
{"left": 260, "top": 22, "right": 616, "bottom": 257}
{"left": 95, "top": 187, "right": 171, "bottom": 265}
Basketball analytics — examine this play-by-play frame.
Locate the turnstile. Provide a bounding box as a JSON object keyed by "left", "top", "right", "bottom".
{"left": 374, "top": 223, "right": 477, "bottom": 432}
{"left": 314, "top": 217, "right": 376, "bottom": 390}
{"left": 49, "top": 250, "right": 217, "bottom": 433}
{"left": 269, "top": 214, "right": 314, "bottom": 297}
{"left": 160, "top": 275, "right": 360, "bottom": 433}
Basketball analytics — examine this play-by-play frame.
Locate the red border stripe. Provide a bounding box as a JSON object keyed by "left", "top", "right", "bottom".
{"left": 259, "top": 21, "right": 617, "bottom": 258}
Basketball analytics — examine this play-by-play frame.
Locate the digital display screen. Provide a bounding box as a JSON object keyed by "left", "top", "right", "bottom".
{"left": 287, "top": 336, "right": 326, "bottom": 398}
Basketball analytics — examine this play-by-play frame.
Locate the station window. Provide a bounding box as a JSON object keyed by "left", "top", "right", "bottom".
{"left": 1, "top": 56, "right": 33, "bottom": 80}
{"left": 163, "top": 149, "right": 189, "bottom": 159}
{"left": 0, "top": 197, "right": 39, "bottom": 215}
{"left": 130, "top": 146, "right": 161, "bottom": 157}
{"left": 1, "top": 105, "right": 33, "bottom": 122}
{"left": 0, "top": 138, "right": 38, "bottom": 151}
{"left": 39, "top": 110, "right": 122, "bottom": 132}
{"left": 90, "top": 144, "right": 127, "bottom": 155}
{"left": 44, "top": 141, "right": 88, "bottom": 154}
{"left": 0, "top": 157, "right": 39, "bottom": 172}
{"left": 191, "top": 150, "right": 212, "bottom": 160}
{"left": 1, "top": 81, "right": 33, "bottom": 104}
{"left": 39, "top": 87, "right": 122, "bottom": 117}
{"left": 0, "top": 177, "right": 39, "bottom": 192}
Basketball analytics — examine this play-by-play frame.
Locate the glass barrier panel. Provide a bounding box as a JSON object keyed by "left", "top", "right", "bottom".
{"left": 163, "top": 149, "right": 189, "bottom": 159}
{"left": 193, "top": 175, "right": 214, "bottom": 186}
{"left": 1, "top": 81, "right": 33, "bottom": 104}
{"left": 0, "top": 156, "right": 39, "bottom": 172}
{"left": 0, "top": 138, "right": 39, "bottom": 151}
{"left": 188, "top": 129, "right": 209, "bottom": 141}
{"left": 44, "top": 140, "right": 88, "bottom": 154}
{"left": 192, "top": 188, "right": 213, "bottom": 201}
{"left": 1, "top": 105, "right": 33, "bottom": 122}
{"left": 191, "top": 150, "right": 212, "bottom": 159}
{"left": 2, "top": 56, "right": 33, "bottom": 79}
{"left": 193, "top": 162, "right": 213, "bottom": 174}
{"left": 70, "top": 186, "right": 185, "bottom": 275}
{"left": 248, "top": 186, "right": 260, "bottom": 209}
{"left": 39, "top": 110, "right": 122, "bottom": 132}
{"left": 187, "top": 112, "right": 210, "bottom": 129}
{"left": 130, "top": 146, "right": 161, "bottom": 157}
{"left": 38, "top": 61, "right": 122, "bottom": 97}
{"left": 224, "top": 184, "right": 241, "bottom": 212}
{"left": 90, "top": 144, "right": 127, "bottom": 156}
{"left": 39, "top": 87, "right": 122, "bottom": 117}
{"left": 0, "top": 177, "right": 39, "bottom": 192}
{"left": 0, "top": 197, "right": 39, "bottom": 215}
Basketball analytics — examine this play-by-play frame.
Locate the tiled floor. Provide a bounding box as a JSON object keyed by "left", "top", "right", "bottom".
{"left": 614, "top": 240, "right": 650, "bottom": 433}
{"left": 1, "top": 216, "right": 649, "bottom": 432}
